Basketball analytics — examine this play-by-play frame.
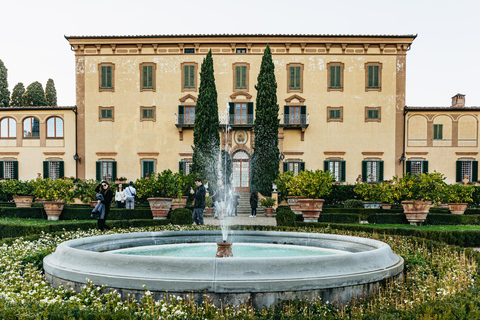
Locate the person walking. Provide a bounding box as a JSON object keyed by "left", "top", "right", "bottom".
{"left": 232, "top": 190, "right": 240, "bottom": 216}
{"left": 250, "top": 190, "right": 258, "bottom": 217}
{"left": 191, "top": 178, "right": 206, "bottom": 225}
{"left": 213, "top": 185, "right": 224, "bottom": 220}
{"left": 125, "top": 181, "right": 137, "bottom": 209}
{"left": 115, "top": 183, "right": 127, "bottom": 208}
{"left": 94, "top": 180, "right": 113, "bottom": 230}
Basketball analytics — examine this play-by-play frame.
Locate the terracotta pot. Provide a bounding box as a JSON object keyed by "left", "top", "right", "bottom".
{"left": 381, "top": 204, "right": 392, "bottom": 210}
{"left": 298, "top": 198, "right": 324, "bottom": 222}
{"left": 448, "top": 203, "right": 468, "bottom": 215}
{"left": 170, "top": 196, "right": 188, "bottom": 211}
{"left": 43, "top": 201, "right": 65, "bottom": 221}
{"left": 147, "top": 198, "right": 172, "bottom": 219}
{"left": 401, "top": 200, "right": 432, "bottom": 225}
{"left": 363, "top": 202, "right": 381, "bottom": 209}
{"left": 204, "top": 207, "right": 215, "bottom": 217}
{"left": 287, "top": 196, "right": 304, "bottom": 214}
{"left": 263, "top": 207, "right": 274, "bottom": 216}
{"left": 13, "top": 195, "right": 34, "bottom": 208}
{"left": 90, "top": 200, "right": 97, "bottom": 207}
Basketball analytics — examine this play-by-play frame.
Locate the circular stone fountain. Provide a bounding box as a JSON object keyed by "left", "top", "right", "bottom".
{"left": 43, "top": 230, "right": 403, "bottom": 309}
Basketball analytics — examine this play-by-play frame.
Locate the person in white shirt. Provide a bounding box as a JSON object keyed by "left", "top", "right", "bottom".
{"left": 115, "top": 183, "right": 127, "bottom": 208}
{"left": 125, "top": 181, "right": 137, "bottom": 209}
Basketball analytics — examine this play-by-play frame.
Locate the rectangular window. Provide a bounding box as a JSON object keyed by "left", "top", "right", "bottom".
{"left": 368, "top": 109, "right": 379, "bottom": 119}
{"left": 101, "top": 161, "right": 114, "bottom": 182}
{"left": 365, "top": 63, "right": 382, "bottom": 91}
{"left": 289, "top": 106, "right": 300, "bottom": 124}
{"left": 183, "top": 65, "right": 195, "bottom": 88}
{"left": 366, "top": 161, "right": 380, "bottom": 183}
{"left": 184, "top": 48, "right": 195, "bottom": 53}
{"left": 235, "top": 103, "right": 247, "bottom": 124}
{"left": 184, "top": 106, "right": 195, "bottom": 124}
{"left": 461, "top": 160, "right": 472, "bottom": 183}
{"left": 99, "top": 107, "right": 114, "bottom": 121}
{"left": 433, "top": 124, "right": 443, "bottom": 140}
{"left": 99, "top": 63, "right": 114, "bottom": 91}
{"left": 140, "top": 106, "right": 156, "bottom": 121}
{"left": 365, "top": 107, "right": 381, "bottom": 122}
{"left": 235, "top": 66, "right": 247, "bottom": 89}
{"left": 142, "top": 160, "right": 155, "bottom": 178}
{"left": 3, "top": 160, "right": 16, "bottom": 179}
{"left": 410, "top": 160, "right": 423, "bottom": 175}
{"left": 328, "top": 161, "right": 341, "bottom": 182}
{"left": 288, "top": 162, "right": 300, "bottom": 176}
{"left": 289, "top": 66, "right": 302, "bottom": 90}
{"left": 330, "top": 109, "right": 341, "bottom": 119}
{"left": 141, "top": 65, "right": 154, "bottom": 90}
{"left": 329, "top": 65, "right": 342, "bottom": 89}
{"left": 236, "top": 48, "right": 246, "bottom": 53}
{"left": 49, "top": 161, "right": 61, "bottom": 180}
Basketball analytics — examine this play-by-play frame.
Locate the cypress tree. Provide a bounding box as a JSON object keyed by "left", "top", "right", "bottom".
{"left": 0, "top": 59, "right": 10, "bottom": 107}
{"left": 252, "top": 44, "right": 280, "bottom": 196}
{"left": 45, "top": 78, "right": 57, "bottom": 106}
{"left": 10, "top": 82, "right": 25, "bottom": 106}
{"left": 25, "top": 81, "right": 48, "bottom": 106}
{"left": 192, "top": 50, "right": 220, "bottom": 192}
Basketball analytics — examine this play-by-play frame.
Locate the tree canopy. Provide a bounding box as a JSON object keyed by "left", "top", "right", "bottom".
{"left": 0, "top": 59, "right": 10, "bottom": 107}
{"left": 10, "top": 82, "right": 25, "bottom": 107}
{"left": 24, "top": 81, "right": 48, "bottom": 106}
{"left": 45, "top": 78, "right": 57, "bottom": 106}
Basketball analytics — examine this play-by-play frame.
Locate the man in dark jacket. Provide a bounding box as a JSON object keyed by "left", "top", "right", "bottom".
{"left": 190, "top": 178, "right": 206, "bottom": 225}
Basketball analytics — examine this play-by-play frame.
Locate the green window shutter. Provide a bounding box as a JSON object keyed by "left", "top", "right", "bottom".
{"left": 179, "top": 161, "right": 185, "bottom": 174}
{"left": 235, "top": 66, "right": 247, "bottom": 89}
{"left": 112, "top": 161, "right": 117, "bottom": 181}
{"left": 330, "top": 65, "right": 341, "bottom": 88}
{"left": 101, "top": 66, "right": 112, "bottom": 88}
{"left": 324, "top": 160, "right": 329, "bottom": 172}
{"left": 229, "top": 102, "right": 235, "bottom": 124}
{"left": 184, "top": 65, "right": 195, "bottom": 88}
{"left": 405, "top": 161, "right": 411, "bottom": 175}
{"left": 439, "top": 125, "right": 443, "bottom": 140}
{"left": 241, "top": 66, "right": 247, "bottom": 89}
{"left": 96, "top": 161, "right": 101, "bottom": 181}
{"left": 142, "top": 65, "right": 153, "bottom": 89}
{"left": 247, "top": 102, "right": 254, "bottom": 124}
{"left": 59, "top": 161, "right": 64, "bottom": 178}
{"left": 299, "top": 162, "right": 305, "bottom": 172}
{"left": 290, "top": 66, "right": 301, "bottom": 90}
{"left": 473, "top": 161, "right": 478, "bottom": 182}
{"left": 283, "top": 162, "right": 288, "bottom": 173}
{"left": 13, "top": 161, "right": 18, "bottom": 180}
{"left": 300, "top": 105, "right": 306, "bottom": 124}
{"left": 378, "top": 161, "right": 384, "bottom": 182}
{"left": 456, "top": 161, "right": 462, "bottom": 182}
{"left": 423, "top": 161, "right": 429, "bottom": 174}
{"left": 178, "top": 105, "right": 184, "bottom": 124}
{"left": 362, "top": 161, "right": 367, "bottom": 182}
{"left": 284, "top": 105, "right": 290, "bottom": 124}
{"left": 43, "top": 161, "right": 49, "bottom": 179}
{"left": 368, "top": 65, "right": 379, "bottom": 88}
{"left": 106, "top": 66, "right": 112, "bottom": 88}
{"left": 340, "top": 161, "right": 346, "bottom": 182}
{"left": 433, "top": 124, "right": 443, "bottom": 140}
{"left": 0, "top": 161, "right": 3, "bottom": 179}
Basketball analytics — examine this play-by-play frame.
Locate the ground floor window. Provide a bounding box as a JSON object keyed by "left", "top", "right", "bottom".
{"left": 283, "top": 161, "right": 305, "bottom": 176}
{"left": 142, "top": 160, "right": 155, "bottom": 178}
{"left": 2, "top": 160, "right": 18, "bottom": 179}
{"left": 324, "top": 160, "right": 346, "bottom": 182}
{"left": 362, "top": 160, "right": 384, "bottom": 183}
{"left": 43, "top": 160, "right": 64, "bottom": 180}
{"left": 406, "top": 159, "right": 428, "bottom": 175}
{"left": 96, "top": 160, "right": 117, "bottom": 182}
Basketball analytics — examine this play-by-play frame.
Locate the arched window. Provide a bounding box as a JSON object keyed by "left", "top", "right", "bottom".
{"left": 0, "top": 117, "right": 16, "bottom": 138}
{"left": 47, "top": 117, "right": 64, "bottom": 138}
{"left": 23, "top": 117, "right": 40, "bottom": 138}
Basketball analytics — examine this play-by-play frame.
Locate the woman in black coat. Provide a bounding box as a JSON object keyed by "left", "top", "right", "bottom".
{"left": 95, "top": 180, "right": 114, "bottom": 230}
{"left": 250, "top": 190, "right": 258, "bottom": 217}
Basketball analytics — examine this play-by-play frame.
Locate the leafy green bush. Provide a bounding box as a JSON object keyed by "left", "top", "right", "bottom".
{"left": 318, "top": 213, "right": 359, "bottom": 224}
{"left": 170, "top": 208, "right": 193, "bottom": 225}
{"left": 322, "top": 185, "right": 357, "bottom": 205}
{"left": 259, "top": 197, "right": 276, "bottom": 208}
{"left": 275, "top": 207, "right": 297, "bottom": 227}
{"left": 343, "top": 199, "right": 364, "bottom": 208}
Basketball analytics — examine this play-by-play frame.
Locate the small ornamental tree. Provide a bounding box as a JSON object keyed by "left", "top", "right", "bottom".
{"left": 192, "top": 50, "right": 220, "bottom": 192}
{"left": 0, "top": 59, "right": 10, "bottom": 107}
{"left": 10, "top": 82, "right": 25, "bottom": 106}
{"left": 45, "top": 78, "right": 57, "bottom": 106}
{"left": 25, "top": 81, "right": 48, "bottom": 106}
{"left": 252, "top": 44, "right": 280, "bottom": 196}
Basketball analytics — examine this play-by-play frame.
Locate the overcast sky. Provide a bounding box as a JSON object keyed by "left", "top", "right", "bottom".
{"left": 1, "top": 0, "right": 479, "bottom": 107}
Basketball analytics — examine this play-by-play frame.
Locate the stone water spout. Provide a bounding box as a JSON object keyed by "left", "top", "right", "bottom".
{"left": 216, "top": 241, "right": 233, "bottom": 257}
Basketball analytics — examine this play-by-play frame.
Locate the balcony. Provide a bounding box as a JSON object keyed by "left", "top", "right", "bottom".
{"left": 175, "top": 114, "right": 195, "bottom": 128}
{"left": 280, "top": 113, "right": 309, "bottom": 129}
{"left": 224, "top": 114, "right": 254, "bottom": 128}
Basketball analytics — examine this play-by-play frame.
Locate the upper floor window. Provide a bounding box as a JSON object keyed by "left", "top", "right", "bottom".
{"left": 365, "top": 107, "right": 381, "bottom": 122}
{"left": 328, "top": 62, "right": 344, "bottom": 91}
{"left": 0, "top": 117, "right": 16, "bottom": 138}
{"left": 433, "top": 124, "right": 443, "bottom": 140}
{"left": 327, "top": 107, "right": 343, "bottom": 122}
{"left": 181, "top": 63, "right": 197, "bottom": 92}
{"left": 46, "top": 117, "right": 64, "bottom": 138}
{"left": 99, "top": 63, "right": 115, "bottom": 91}
{"left": 140, "top": 106, "right": 156, "bottom": 121}
{"left": 184, "top": 48, "right": 195, "bottom": 54}
{"left": 233, "top": 63, "right": 249, "bottom": 91}
{"left": 287, "top": 64, "right": 303, "bottom": 92}
{"left": 365, "top": 62, "right": 382, "bottom": 91}
{"left": 178, "top": 105, "right": 195, "bottom": 125}
{"left": 140, "top": 63, "right": 156, "bottom": 91}
{"left": 23, "top": 117, "right": 39, "bottom": 138}
{"left": 99, "top": 106, "right": 114, "bottom": 122}
{"left": 236, "top": 48, "right": 246, "bottom": 53}
{"left": 283, "top": 105, "right": 307, "bottom": 125}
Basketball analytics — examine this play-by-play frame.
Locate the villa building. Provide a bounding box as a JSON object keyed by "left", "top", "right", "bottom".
{"left": 2, "top": 34, "right": 476, "bottom": 186}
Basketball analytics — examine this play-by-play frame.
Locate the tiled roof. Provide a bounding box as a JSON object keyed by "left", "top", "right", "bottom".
{"left": 65, "top": 33, "right": 417, "bottom": 39}
{"left": 406, "top": 106, "right": 480, "bottom": 110}
{"left": 0, "top": 106, "right": 76, "bottom": 111}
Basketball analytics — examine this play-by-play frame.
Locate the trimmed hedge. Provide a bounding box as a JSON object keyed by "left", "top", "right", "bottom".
{"left": 0, "top": 219, "right": 170, "bottom": 240}
{"left": 170, "top": 208, "right": 193, "bottom": 225}
{"left": 275, "top": 207, "right": 297, "bottom": 227}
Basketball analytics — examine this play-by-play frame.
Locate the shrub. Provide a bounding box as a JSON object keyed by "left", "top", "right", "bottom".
{"left": 135, "top": 170, "right": 183, "bottom": 202}
{"left": 170, "top": 208, "right": 193, "bottom": 225}
{"left": 322, "top": 185, "right": 357, "bottom": 205}
{"left": 393, "top": 172, "right": 447, "bottom": 203}
{"left": 260, "top": 197, "right": 276, "bottom": 208}
{"left": 1, "top": 179, "right": 34, "bottom": 197}
{"left": 343, "top": 199, "right": 364, "bottom": 208}
{"left": 275, "top": 207, "right": 297, "bottom": 227}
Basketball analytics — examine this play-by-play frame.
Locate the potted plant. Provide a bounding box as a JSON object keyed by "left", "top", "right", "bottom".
{"left": 115, "top": 176, "right": 127, "bottom": 184}
{"left": 354, "top": 183, "right": 382, "bottom": 209}
{"left": 1, "top": 179, "right": 35, "bottom": 207}
{"left": 260, "top": 197, "right": 276, "bottom": 216}
{"left": 32, "top": 178, "right": 76, "bottom": 220}
{"left": 392, "top": 172, "right": 447, "bottom": 225}
{"left": 204, "top": 196, "right": 214, "bottom": 217}
{"left": 74, "top": 179, "right": 99, "bottom": 207}
{"left": 171, "top": 173, "right": 196, "bottom": 211}
{"left": 136, "top": 170, "right": 182, "bottom": 219}
{"left": 444, "top": 183, "right": 474, "bottom": 215}
{"left": 287, "top": 170, "right": 335, "bottom": 222}
{"left": 275, "top": 171, "right": 303, "bottom": 214}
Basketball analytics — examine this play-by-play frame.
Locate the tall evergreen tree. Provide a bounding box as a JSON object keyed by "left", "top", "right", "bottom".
{"left": 0, "top": 59, "right": 10, "bottom": 107}
{"left": 45, "top": 78, "right": 57, "bottom": 106}
{"left": 10, "top": 82, "right": 25, "bottom": 106}
{"left": 192, "top": 50, "right": 220, "bottom": 192}
{"left": 24, "top": 81, "right": 48, "bottom": 106}
{"left": 252, "top": 44, "right": 280, "bottom": 196}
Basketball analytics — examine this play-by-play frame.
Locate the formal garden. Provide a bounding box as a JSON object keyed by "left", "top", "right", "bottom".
{"left": 2, "top": 170, "right": 480, "bottom": 318}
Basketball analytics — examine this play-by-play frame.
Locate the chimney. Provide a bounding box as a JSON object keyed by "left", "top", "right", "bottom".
{"left": 452, "top": 93, "right": 465, "bottom": 108}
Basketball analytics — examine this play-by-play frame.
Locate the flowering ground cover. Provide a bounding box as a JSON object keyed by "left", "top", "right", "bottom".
{"left": 0, "top": 224, "right": 478, "bottom": 319}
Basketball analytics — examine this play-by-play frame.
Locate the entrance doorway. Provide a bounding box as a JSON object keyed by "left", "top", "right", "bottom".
{"left": 232, "top": 150, "right": 250, "bottom": 192}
